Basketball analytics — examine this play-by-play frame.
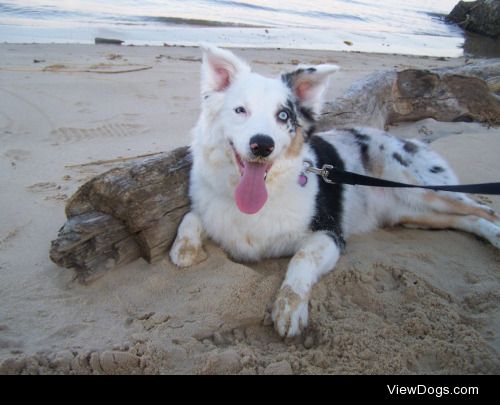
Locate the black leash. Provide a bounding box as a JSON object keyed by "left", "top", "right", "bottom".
{"left": 303, "top": 160, "right": 500, "bottom": 195}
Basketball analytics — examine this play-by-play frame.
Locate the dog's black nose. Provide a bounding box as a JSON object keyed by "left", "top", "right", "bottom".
{"left": 249, "top": 134, "right": 275, "bottom": 158}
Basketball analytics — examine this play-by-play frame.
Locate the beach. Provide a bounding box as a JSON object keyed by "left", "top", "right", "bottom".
{"left": 0, "top": 43, "right": 499, "bottom": 374}
{"left": 0, "top": 0, "right": 464, "bottom": 58}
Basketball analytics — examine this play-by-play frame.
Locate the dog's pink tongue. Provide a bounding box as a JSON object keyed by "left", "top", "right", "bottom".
{"left": 234, "top": 161, "right": 268, "bottom": 214}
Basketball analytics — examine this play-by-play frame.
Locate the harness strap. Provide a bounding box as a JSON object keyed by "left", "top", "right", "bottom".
{"left": 304, "top": 160, "right": 500, "bottom": 195}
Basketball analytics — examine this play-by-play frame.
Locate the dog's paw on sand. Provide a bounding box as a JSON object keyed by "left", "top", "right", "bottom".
{"left": 271, "top": 285, "right": 309, "bottom": 338}
{"left": 169, "top": 236, "right": 207, "bottom": 268}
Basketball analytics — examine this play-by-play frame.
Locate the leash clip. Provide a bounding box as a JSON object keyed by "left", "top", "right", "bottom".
{"left": 303, "top": 160, "right": 335, "bottom": 184}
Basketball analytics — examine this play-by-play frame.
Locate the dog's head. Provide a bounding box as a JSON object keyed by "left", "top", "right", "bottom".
{"left": 197, "top": 45, "right": 339, "bottom": 214}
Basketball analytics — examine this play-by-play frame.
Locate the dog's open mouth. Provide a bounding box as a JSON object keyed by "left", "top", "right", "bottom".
{"left": 231, "top": 144, "right": 272, "bottom": 215}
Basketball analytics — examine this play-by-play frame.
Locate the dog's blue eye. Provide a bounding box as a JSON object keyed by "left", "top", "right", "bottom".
{"left": 277, "top": 110, "right": 289, "bottom": 122}
{"left": 235, "top": 106, "right": 246, "bottom": 114}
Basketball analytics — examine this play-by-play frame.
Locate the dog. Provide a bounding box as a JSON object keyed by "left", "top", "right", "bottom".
{"left": 170, "top": 45, "right": 500, "bottom": 338}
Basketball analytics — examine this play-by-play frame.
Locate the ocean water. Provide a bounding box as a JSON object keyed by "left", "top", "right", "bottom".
{"left": 0, "top": 0, "right": 470, "bottom": 56}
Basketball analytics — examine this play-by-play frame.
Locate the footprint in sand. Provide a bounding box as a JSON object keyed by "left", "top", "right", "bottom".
{"left": 0, "top": 221, "right": 31, "bottom": 250}
{"left": 135, "top": 93, "right": 159, "bottom": 101}
{"left": 26, "top": 182, "right": 68, "bottom": 201}
{"left": 171, "top": 96, "right": 191, "bottom": 101}
{"left": 48, "top": 123, "right": 148, "bottom": 145}
{"left": 3, "top": 149, "right": 31, "bottom": 167}
{"left": 4, "top": 149, "right": 31, "bottom": 161}
{"left": 0, "top": 330, "right": 24, "bottom": 351}
{"left": 0, "top": 228, "right": 19, "bottom": 250}
{"left": 27, "top": 181, "right": 59, "bottom": 192}
{"left": 74, "top": 101, "right": 92, "bottom": 114}
{"left": 48, "top": 323, "right": 89, "bottom": 340}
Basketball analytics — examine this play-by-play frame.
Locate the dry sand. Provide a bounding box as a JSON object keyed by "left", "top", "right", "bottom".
{"left": 0, "top": 44, "right": 499, "bottom": 374}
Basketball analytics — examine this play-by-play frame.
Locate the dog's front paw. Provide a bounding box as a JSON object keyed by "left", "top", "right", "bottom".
{"left": 169, "top": 236, "right": 207, "bottom": 268}
{"left": 271, "top": 285, "right": 309, "bottom": 338}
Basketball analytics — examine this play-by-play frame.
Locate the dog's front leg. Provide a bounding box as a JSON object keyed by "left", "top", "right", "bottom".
{"left": 272, "top": 232, "right": 340, "bottom": 338}
{"left": 169, "top": 211, "right": 207, "bottom": 267}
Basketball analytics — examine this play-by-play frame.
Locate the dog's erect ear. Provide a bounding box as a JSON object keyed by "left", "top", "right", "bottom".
{"left": 282, "top": 65, "right": 339, "bottom": 113}
{"left": 200, "top": 44, "right": 250, "bottom": 93}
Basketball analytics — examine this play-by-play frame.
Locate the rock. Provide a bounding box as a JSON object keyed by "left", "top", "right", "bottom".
{"left": 95, "top": 37, "right": 124, "bottom": 45}
{"left": 447, "top": 1, "right": 500, "bottom": 38}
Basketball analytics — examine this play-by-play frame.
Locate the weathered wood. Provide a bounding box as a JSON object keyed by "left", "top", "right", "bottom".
{"left": 50, "top": 63, "right": 500, "bottom": 282}
{"left": 318, "top": 62, "right": 500, "bottom": 131}
{"left": 487, "top": 76, "right": 500, "bottom": 95}
{"left": 50, "top": 147, "right": 192, "bottom": 281}
{"left": 49, "top": 212, "right": 141, "bottom": 282}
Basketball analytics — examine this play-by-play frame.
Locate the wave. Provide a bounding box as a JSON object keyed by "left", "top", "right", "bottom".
{"left": 141, "top": 16, "right": 268, "bottom": 28}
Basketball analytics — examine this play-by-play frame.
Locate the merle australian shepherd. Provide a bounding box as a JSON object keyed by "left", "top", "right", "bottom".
{"left": 170, "top": 45, "right": 500, "bottom": 337}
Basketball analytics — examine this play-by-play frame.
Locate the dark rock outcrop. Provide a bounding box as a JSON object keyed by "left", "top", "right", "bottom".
{"left": 447, "top": 0, "right": 500, "bottom": 38}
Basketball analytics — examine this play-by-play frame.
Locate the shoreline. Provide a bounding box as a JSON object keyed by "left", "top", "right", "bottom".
{"left": 0, "top": 24, "right": 467, "bottom": 58}
{"left": 0, "top": 43, "right": 499, "bottom": 374}
{"left": 2, "top": 32, "right": 499, "bottom": 60}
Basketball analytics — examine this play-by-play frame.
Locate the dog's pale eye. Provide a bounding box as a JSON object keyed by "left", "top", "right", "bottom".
{"left": 234, "top": 106, "right": 246, "bottom": 114}
{"left": 277, "top": 110, "right": 289, "bottom": 122}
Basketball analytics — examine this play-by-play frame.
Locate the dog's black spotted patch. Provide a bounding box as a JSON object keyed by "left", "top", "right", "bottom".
{"left": 347, "top": 128, "right": 371, "bottom": 171}
{"left": 283, "top": 100, "right": 299, "bottom": 134}
{"left": 403, "top": 141, "right": 419, "bottom": 154}
{"left": 308, "top": 136, "right": 346, "bottom": 251}
{"left": 281, "top": 68, "right": 319, "bottom": 138}
{"left": 299, "top": 106, "right": 315, "bottom": 123}
{"left": 285, "top": 99, "right": 298, "bottom": 123}
{"left": 281, "top": 67, "right": 317, "bottom": 90}
{"left": 304, "top": 125, "right": 316, "bottom": 139}
{"left": 393, "top": 152, "right": 409, "bottom": 167}
{"left": 358, "top": 143, "right": 370, "bottom": 170}
{"left": 284, "top": 98, "right": 316, "bottom": 139}
{"left": 430, "top": 165, "right": 444, "bottom": 174}
{"left": 347, "top": 128, "right": 371, "bottom": 143}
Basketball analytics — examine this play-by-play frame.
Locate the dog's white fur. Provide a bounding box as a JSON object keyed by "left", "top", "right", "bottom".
{"left": 170, "top": 45, "right": 500, "bottom": 338}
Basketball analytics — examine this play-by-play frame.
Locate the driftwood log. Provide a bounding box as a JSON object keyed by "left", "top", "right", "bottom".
{"left": 50, "top": 63, "right": 500, "bottom": 282}
{"left": 318, "top": 61, "right": 500, "bottom": 131}
{"left": 50, "top": 147, "right": 192, "bottom": 282}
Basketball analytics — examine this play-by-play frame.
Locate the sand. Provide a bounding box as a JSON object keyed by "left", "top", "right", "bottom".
{"left": 0, "top": 44, "right": 499, "bottom": 374}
